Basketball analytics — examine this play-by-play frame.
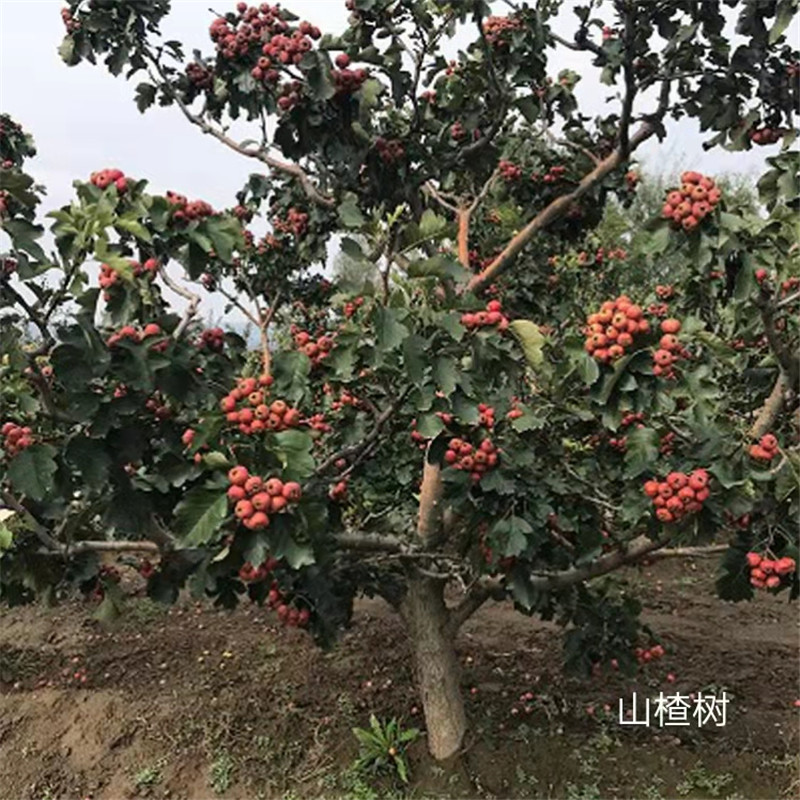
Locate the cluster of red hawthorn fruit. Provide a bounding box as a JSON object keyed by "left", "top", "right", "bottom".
{"left": 60, "top": 6, "right": 80, "bottom": 32}
{"left": 144, "top": 393, "right": 173, "bottom": 420}
{"left": 89, "top": 168, "right": 129, "bottom": 194}
{"left": 375, "top": 136, "right": 405, "bottom": 164}
{"left": 634, "top": 643, "right": 666, "bottom": 666}
{"left": 186, "top": 62, "right": 214, "bottom": 89}
{"left": 498, "top": 159, "right": 522, "bottom": 180}
{"left": 506, "top": 397, "right": 524, "bottom": 421}
{"left": 745, "top": 551, "right": 796, "bottom": 590}
{"left": 106, "top": 323, "right": 165, "bottom": 350}
{"left": 644, "top": 469, "right": 710, "bottom": 524}
{"left": 532, "top": 164, "right": 568, "bottom": 184}
{"left": 332, "top": 53, "right": 368, "bottom": 95}
{"left": 227, "top": 465, "right": 302, "bottom": 530}
{"left": 99, "top": 258, "right": 159, "bottom": 291}
{"left": 583, "top": 296, "right": 650, "bottom": 363}
{"left": 166, "top": 191, "right": 214, "bottom": 224}
{"left": 198, "top": 327, "right": 225, "bottom": 352}
{"left": 607, "top": 411, "right": 646, "bottom": 452}
{"left": 655, "top": 284, "right": 675, "bottom": 300}
{"left": 238, "top": 556, "right": 279, "bottom": 583}
{"left": 444, "top": 437, "right": 500, "bottom": 483}
{"left": 209, "top": 3, "right": 320, "bottom": 63}
{"left": 272, "top": 206, "right": 309, "bottom": 237}
{"left": 749, "top": 433, "right": 780, "bottom": 463}
{"left": 661, "top": 171, "right": 721, "bottom": 232}
{"left": 219, "top": 376, "right": 301, "bottom": 434}
{"left": 266, "top": 583, "right": 311, "bottom": 628}
{"left": 482, "top": 14, "right": 524, "bottom": 47}
{"left": 343, "top": 295, "right": 366, "bottom": 318}
{"left": 652, "top": 318, "right": 687, "bottom": 378}
{"left": 749, "top": 126, "right": 786, "bottom": 145}
{"left": 461, "top": 299, "right": 510, "bottom": 332}
{"left": 1, "top": 422, "right": 34, "bottom": 457}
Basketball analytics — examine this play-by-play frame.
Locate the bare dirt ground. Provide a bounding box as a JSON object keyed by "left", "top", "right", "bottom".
{"left": 1, "top": 559, "right": 798, "bottom": 800}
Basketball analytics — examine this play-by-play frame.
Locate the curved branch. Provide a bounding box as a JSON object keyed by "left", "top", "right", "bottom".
{"left": 146, "top": 53, "right": 334, "bottom": 208}
{"left": 158, "top": 266, "right": 201, "bottom": 340}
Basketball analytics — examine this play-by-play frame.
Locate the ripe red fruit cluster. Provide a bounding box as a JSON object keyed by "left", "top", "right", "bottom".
{"left": 461, "top": 299, "right": 509, "bottom": 331}
{"left": 89, "top": 168, "right": 128, "bottom": 194}
{"left": 659, "top": 431, "right": 676, "bottom": 456}
{"left": 293, "top": 330, "right": 333, "bottom": 365}
{"left": 343, "top": 295, "right": 365, "bottom": 318}
{"left": 329, "top": 479, "right": 348, "bottom": 501}
{"left": 648, "top": 301, "right": 669, "bottom": 318}
{"left": 584, "top": 296, "right": 648, "bottom": 363}
{"left": 635, "top": 643, "right": 665, "bottom": 665}
{"left": 1, "top": 422, "right": 34, "bottom": 457}
{"left": 99, "top": 258, "right": 158, "bottom": 292}
{"left": 166, "top": 191, "right": 214, "bottom": 224}
{"left": 266, "top": 583, "right": 311, "bottom": 628}
{"left": 750, "top": 127, "right": 785, "bottom": 145}
{"left": 209, "top": 4, "right": 320, "bottom": 63}
{"left": 376, "top": 137, "right": 405, "bottom": 164}
{"left": 482, "top": 15, "right": 524, "bottom": 47}
{"left": 507, "top": 396, "right": 524, "bottom": 421}
{"left": 749, "top": 433, "right": 779, "bottom": 462}
{"left": 228, "top": 466, "right": 302, "bottom": 530}
{"left": 655, "top": 284, "right": 674, "bottom": 300}
{"left": 444, "top": 437, "right": 499, "bottom": 483}
{"left": 450, "top": 121, "right": 467, "bottom": 141}
{"left": 60, "top": 6, "right": 80, "bottom": 32}
{"left": 220, "top": 376, "right": 302, "bottom": 435}
{"left": 780, "top": 276, "right": 800, "bottom": 296}
{"left": 652, "top": 318, "right": 686, "bottom": 378}
{"left": 661, "top": 171, "right": 721, "bottom": 232}
{"left": 238, "top": 555, "right": 279, "bottom": 583}
{"left": 198, "top": 327, "right": 225, "bottom": 352}
{"left": 333, "top": 65, "right": 368, "bottom": 95}
{"left": 498, "top": 159, "right": 522, "bottom": 181}
{"left": 106, "top": 323, "right": 164, "bottom": 348}
{"left": 644, "top": 469, "right": 710, "bottom": 523}
{"left": 745, "top": 551, "right": 796, "bottom": 589}
{"left": 186, "top": 62, "right": 213, "bottom": 89}
{"left": 539, "top": 165, "right": 567, "bottom": 184}
{"left": 145, "top": 394, "right": 172, "bottom": 419}
{"left": 478, "top": 403, "right": 496, "bottom": 429}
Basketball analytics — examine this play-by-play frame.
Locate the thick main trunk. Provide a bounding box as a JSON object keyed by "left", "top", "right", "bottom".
{"left": 402, "top": 576, "right": 467, "bottom": 760}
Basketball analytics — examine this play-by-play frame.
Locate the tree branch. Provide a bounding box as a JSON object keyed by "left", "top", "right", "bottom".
{"left": 146, "top": 54, "right": 334, "bottom": 208}
{"left": 749, "top": 373, "right": 789, "bottom": 439}
{"left": 158, "top": 266, "right": 201, "bottom": 340}
{"left": 467, "top": 83, "right": 671, "bottom": 294}
{"left": 331, "top": 532, "right": 406, "bottom": 553}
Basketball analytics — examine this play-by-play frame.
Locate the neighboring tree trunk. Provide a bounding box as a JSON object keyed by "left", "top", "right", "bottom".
{"left": 402, "top": 574, "right": 467, "bottom": 760}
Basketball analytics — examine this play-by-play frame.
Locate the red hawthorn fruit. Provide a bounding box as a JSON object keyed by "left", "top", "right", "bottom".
{"left": 282, "top": 482, "right": 302, "bottom": 501}
{"left": 235, "top": 499, "right": 255, "bottom": 519}
{"left": 227, "top": 485, "right": 247, "bottom": 502}
{"left": 265, "top": 478, "right": 284, "bottom": 496}
{"left": 228, "top": 466, "right": 249, "bottom": 486}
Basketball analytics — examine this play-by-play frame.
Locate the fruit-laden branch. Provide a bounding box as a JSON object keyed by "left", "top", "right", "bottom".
{"left": 750, "top": 373, "right": 789, "bottom": 440}
{"left": 467, "top": 81, "right": 672, "bottom": 293}
{"left": 756, "top": 290, "right": 800, "bottom": 387}
{"left": 447, "top": 535, "right": 725, "bottom": 633}
{"left": 158, "top": 266, "right": 200, "bottom": 340}
{"left": 312, "top": 389, "right": 411, "bottom": 477}
{"left": 145, "top": 54, "right": 334, "bottom": 208}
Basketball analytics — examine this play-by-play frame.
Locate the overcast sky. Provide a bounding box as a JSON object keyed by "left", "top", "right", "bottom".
{"left": 0, "top": 1, "right": 792, "bottom": 323}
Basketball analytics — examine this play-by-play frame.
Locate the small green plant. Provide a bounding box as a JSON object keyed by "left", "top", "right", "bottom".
{"left": 352, "top": 714, "right": 420, "bottom": 784}
{"left": 133, "top": 759, "right": 165, "bottom": 794}
{"left": 676, "top": 765, "right": 734, "bottom": 797}
{"left": 209, "top": 750, "right": 234, "bottom": 795}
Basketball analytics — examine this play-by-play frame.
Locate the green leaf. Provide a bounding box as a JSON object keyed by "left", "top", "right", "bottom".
{"left": 65, "top": 436, "right": 111, "bottom": 490}
{"left": 273, "top": 430, "right": 315, "bottom": 480}
{"left": 174, "top": 487, "right": 228, "bottom": 545}
{"left": 624, "top": 427, "right": 660, "bottom": 478}
{"left": 373, "top": 306, "right": 409, "bottom": 352}
{"left": 432, "top": 356, "right": 458, "bottom": 396}
{"left": 338, "top": 194, "right": 365, "bottom": 228}
{"left": 2, "top": 219, "right": 46, "bottom": 261}
{"left": 7, "top": 444, "right": 58, "bottom": 502}
{"left": 509, "top": 320, "right": 545, "bottom": 368}
{"left": 578, "top": 353, "right": 600, "bottom": 385}
{"left": 134, "top": 82, "right": 157, "bottom": 113}
{"left": 416, "top": 413, "right": 445, "bottom": 439}
{"left": 0, "top": 521, "right": 13, "bottom": 551}
{"left": 407, "top": 255, "right": 467, "bottom": 281}
{"left": 419, "top": 208, "right": 448, "bottom": 239}
{"left": 402, "top": 335, "right": 427, "bottom": 383}
{"left": 115, "top": 214, "right": 152, "bottom": 242}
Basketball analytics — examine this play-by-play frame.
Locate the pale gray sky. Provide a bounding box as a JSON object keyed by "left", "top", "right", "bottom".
{"left": 0, "top": 1, "right": 791, "bottom": 324}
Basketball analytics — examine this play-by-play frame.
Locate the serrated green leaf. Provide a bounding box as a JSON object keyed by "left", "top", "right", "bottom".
{"left": 174, "top": 487, "right": 228, "bottom": 545}
{"left": 509, "top": 320, "right": 545, "bottom": 368}
{"left": 7, "top": 444, "right": 58, "bottom": 502}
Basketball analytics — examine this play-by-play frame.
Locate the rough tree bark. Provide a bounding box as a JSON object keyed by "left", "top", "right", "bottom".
{"left": 401, "top": 575, "right": 467, "bottom": 760}
{"left": 403, "top": 456, "right": 468, "bottom": 760}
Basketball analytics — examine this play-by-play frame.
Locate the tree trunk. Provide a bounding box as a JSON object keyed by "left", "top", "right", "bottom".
{"left": 402, "top": 575, "right": 467, "bottom": 760}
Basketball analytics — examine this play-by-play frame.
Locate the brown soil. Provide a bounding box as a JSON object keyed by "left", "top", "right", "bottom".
{"left": 1, "top": 559, "right": 798, "bottom": 800}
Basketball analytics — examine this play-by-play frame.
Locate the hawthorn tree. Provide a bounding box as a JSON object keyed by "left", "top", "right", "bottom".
{"left": 1, "top": 0, "right": 798, "bottom": 760}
